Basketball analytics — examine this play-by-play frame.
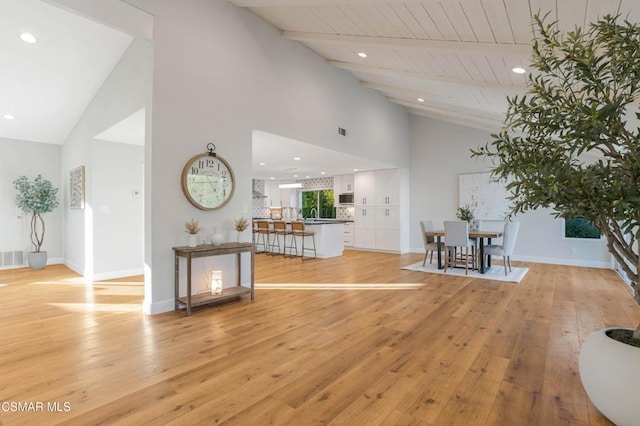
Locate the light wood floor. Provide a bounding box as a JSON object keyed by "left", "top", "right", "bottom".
{"left": 0, "top": 250, "right": 637, "bottom": 425}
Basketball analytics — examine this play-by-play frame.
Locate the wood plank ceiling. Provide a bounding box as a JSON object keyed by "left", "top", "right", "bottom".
{"left": 230, "top": 0, "right": 639, "bottom": 132}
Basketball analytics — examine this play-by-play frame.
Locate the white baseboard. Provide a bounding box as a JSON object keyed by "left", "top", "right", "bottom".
{"left": 512, "top": 255, "right": 611, "bottom": 269}
{"left": 92, "top": 268, "right": 144, "bottom": 281}
{"left": 143, "top": 298, "right": 175, "bottom": 315}
{"left": 64, "top": 259, "right": 83, "bottom": 275}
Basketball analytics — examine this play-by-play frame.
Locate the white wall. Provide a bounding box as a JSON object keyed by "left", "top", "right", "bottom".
{"left": 140, "top": 0, "right": 410, "bottom": 313}
{"left": 61, "top": 38, "right": 152, "bottom": 277}
{"left": 0, "top": 138, "right": 63, "bottom": 265}
{"left": 409, "top": 115, "right": 611, "bottom": 268}
{"left": 92, "top": 140, "right": 144, "bottom": 279}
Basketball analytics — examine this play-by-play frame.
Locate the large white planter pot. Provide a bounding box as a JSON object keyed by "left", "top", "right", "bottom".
{"left": 579, "top": 327, "right": 640, "bottom": 426}
{"left": 27, "top": 251, "right": 47, "bottom": 270}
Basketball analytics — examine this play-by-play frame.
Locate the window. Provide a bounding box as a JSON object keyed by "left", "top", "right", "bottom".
{"left": 564, "top": 217, "right": 600, "bottom": 239}
{"left": 300, "top": 189, "right": 335, "bottom": 219}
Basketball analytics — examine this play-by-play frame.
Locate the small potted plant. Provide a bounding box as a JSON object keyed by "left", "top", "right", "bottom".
{"left": 234, "top": 217, "right": 249, "bottom": 242}
{"left": 13, "top": 175, "right": 60, "bottom": 269}
{"left": 184, "top": 219, "right": 201, "bottom": 247}
{"left": 456, "top": 204, "right": 475, "bottom": 223}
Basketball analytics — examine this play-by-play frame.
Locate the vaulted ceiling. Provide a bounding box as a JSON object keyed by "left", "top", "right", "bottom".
{"left": 0, "top": 0, "right": 133, "bottom": 145}
{"left": 231, "top": 0, "right": 640, "bottom": 132}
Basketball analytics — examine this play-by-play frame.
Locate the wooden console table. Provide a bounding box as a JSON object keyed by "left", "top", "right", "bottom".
{"left": 173, "top": 242, "right": 254, "bottom": 316}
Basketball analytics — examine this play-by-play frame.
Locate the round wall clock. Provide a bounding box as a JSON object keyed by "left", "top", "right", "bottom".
{"left": 181, "top": 144, "right": 235, "bottom": 210}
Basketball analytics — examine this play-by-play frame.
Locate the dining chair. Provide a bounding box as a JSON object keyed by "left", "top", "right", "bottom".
{"left": 484, "top": 221, "right": 520, "bottom": 275}
{"left": 444, "top": 220, "right": 476, "bottom": 275}
{"left": 419, "top": 220, "right": 443, "bottom": 266}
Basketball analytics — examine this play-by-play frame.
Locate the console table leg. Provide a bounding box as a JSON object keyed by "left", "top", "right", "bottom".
{"left": 186, "top": 252, "right": 192, "bottom": 316}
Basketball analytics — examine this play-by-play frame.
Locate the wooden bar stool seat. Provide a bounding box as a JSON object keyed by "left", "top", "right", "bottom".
{"left": 255, "top": 220, "right": 272, "bottom": 254}
{"left": 291, "top": 221, "right": 316, "bottom": 260}
{"left": 270, "top": 220, "right": 294, "bottom": 256}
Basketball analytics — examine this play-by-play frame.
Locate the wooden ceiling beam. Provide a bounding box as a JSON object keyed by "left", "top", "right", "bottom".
{"left": 284, "top": 31, "right": 530, "bottom": 56}
{"left": 362, "top": 82, "right": 508, "bottom": 115}
{"left": 231, "top": 0, "right": 423, "bottom": 7}
{"left": 329, "top": 60, "right": 526, "bottom": 91}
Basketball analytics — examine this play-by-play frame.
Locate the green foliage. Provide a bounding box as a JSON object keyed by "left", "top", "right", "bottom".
{"left": 471, "top": 13, "right": 640, "bottom": 293}
{"left": 13, "top": 175, "right": 59, "bottom": 214}
{"left": 13, "top": 175, "right": 59, "bottom": 252}
{"left": 301, "top": 189, "right": 335, "bottom": 219}
{"left": 565, "top": 218, "right": 600, "bottom": 239}
{"left": 456, "top": 204, "right": 475, "bottom": 222}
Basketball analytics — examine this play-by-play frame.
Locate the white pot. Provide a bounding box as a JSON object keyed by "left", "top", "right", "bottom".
{"left": 188, "top": 234, "right": 197, "bottom": 247}
{"left": 28, "top": 251, "right": 47, "bottom": 270}
{"left": 579, "top": 327, "right": 640, "bottom": 426}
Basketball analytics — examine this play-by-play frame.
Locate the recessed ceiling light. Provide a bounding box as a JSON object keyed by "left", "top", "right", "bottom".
{"left": 270, "top": 177, "right": 274, "bottom": 180}
{"left": 512, "top": 67, "right": 526, "bottom": 74}
{"left": 293, "top": 157, "right": 301, "bottom": 161}
{"left": 353, "top": 168, "right": 359, "bottom": 172}
{"left": 293, "top": 174, "right": 298, "bottom": 177}
{"left": 417, "top": 98, "right": 425, "bottom": 103}
{"left": 358, "top": 52, "right": 367, "bottom": 58}
{"left": 2, "top": 114, "right": 15, "bottom": 120}
{"left": 19, "top": 32, "right": 37, "bottom": 44}
{"left": 259, "top": 162, "right": 265, "bottom": 166}
{"left": 305, "top": 175, "right": 310, "bottom": 178}
{"left": 320, "top": 171, "right": 326, "bottom": 175}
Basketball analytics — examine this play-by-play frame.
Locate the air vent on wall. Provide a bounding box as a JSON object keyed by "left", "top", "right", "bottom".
{"left": 338, "top": 127, "right": 347, "bottom": 136}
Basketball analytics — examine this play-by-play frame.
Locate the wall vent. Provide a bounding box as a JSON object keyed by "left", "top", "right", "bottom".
{"left": 338, "top": 127, "right": 347, "bottom": 136}
{"left": 1, "top": 251, "right": 25, "bottom": 267}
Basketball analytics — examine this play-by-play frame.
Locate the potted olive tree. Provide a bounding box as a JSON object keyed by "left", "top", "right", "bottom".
{"left": 473, "top": 14, "right": 640, "bottom": 425}
{"left": 13, "top": 175, "right": 59, "bottom": 269}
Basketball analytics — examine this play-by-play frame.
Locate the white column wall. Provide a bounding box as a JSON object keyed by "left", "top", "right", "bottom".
{"left": 141, "top": 0, "right": 410, "bottom": 313}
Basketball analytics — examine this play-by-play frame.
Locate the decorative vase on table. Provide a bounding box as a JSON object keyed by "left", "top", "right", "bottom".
{"left": 188, "top": 234, "right": 198, "bottom": 247}
{"left": 212, "top": 228, "right": 224, "bottom": 246}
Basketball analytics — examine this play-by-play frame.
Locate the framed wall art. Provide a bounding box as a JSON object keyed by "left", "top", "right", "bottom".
{"left": 458, "top": 172, "right": 509, "bottom": 220}
{"left": 70, "top": 165, "right": 85, "bottom": 209}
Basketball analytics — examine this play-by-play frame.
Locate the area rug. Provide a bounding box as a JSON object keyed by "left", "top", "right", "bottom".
{"left": 401, "top": 261, "right": 528, "bottom": 283}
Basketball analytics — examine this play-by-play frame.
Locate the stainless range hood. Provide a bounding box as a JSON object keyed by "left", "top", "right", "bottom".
{"left": 252, "top": 179, "right": 267, "bottom": 198}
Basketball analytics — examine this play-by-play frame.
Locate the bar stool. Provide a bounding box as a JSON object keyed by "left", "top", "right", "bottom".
{"left": 255, "top": 220, "right": 272, "bottom": 254}
{"left": 291, "top": 221, "right": 316, "bottom": 260}
{"left": 270, "top": 220, "right": 294, "bottom": 256}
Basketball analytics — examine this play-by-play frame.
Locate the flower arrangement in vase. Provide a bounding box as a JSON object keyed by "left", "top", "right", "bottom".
{"left": 184, "top": 219, "right": 201, "bottom": 247}
{"left": 234, "top": 217, "right": 249, "bottom": 242}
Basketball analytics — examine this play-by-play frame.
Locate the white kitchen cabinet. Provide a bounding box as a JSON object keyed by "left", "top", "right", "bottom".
{"left": 264, "top": 181, "right": 281, "bottom": 207}
{"left": 343, "top": 222, "right": 354, "bottom": 247}
{"left": 353, "top": 169, "right": 408, "bottom": 253}
{"left": 376, "top": 169, "right": 400, "bottom": 206}
{"left": 353, "top": 207, "right": 376, "bottom": 249}
{"left": 354, "top": 171, "right": 375, "bottom": 206}
{"left": 339, "top": 174, "right": 354, "bottom": 193}
{"left": 375, "top": 206, "right": 400, "bottom": 251}
{"left": 280, "top": 188, "right": 292, "bottom": 207}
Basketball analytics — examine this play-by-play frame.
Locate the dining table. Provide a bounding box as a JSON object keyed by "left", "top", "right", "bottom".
{"left": 424, "top": 229, "right": 503, "bottom": 274}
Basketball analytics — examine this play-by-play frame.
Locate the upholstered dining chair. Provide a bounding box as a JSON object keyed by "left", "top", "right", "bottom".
{"left": 444, "top": 220, "right": 476, "bottom": 275}
{"left": 420, "top": 220, "right": 443, "bottom": 266}
{"left": 484, "top": 221, "right": 520, "bottom": 275}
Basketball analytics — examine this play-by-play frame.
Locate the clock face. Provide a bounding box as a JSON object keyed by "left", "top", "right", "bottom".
{"left": 181, "top": 153, "right": 235, "bottom": 210}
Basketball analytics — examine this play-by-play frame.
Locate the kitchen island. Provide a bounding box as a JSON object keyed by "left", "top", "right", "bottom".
{"left": 301, "top": 220, "right": 345, "bottom": 259}
{"left": 254, "top": 219, "right": 346, "bottom": 259}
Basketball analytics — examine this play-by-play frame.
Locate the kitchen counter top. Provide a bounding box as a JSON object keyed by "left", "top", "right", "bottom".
{"left": 252, "top": 218, "right": 350, "bottom": 225}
